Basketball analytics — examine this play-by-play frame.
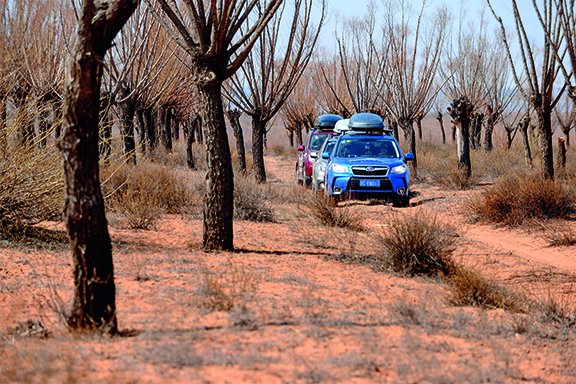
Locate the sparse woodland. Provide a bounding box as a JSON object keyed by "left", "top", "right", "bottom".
{"left": 1, "top": 0, "right": 576, "bottom": 382}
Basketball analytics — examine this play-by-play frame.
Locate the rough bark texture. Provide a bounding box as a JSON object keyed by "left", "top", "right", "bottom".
{"left": 226, "top": 109, "right": 246, "bottom": 175}
{"left": 198, "top": 82, "right": 234, "bottom": 251}
{"left": 58, "top": 0, "right": 139, "bottom": 335}
{"left": 519, "top": 117, "right": 532, "bottom": 166}
{"left": 136, "top": 109, "right": 146, "bottom": 154}
{"left": 557, "top": 137, "right": 566, "bottom": 169}
{"left": 470, "top": 111, "right": 484, "bottom": 150}
{"left": 484, "top": 106, "right": 496, "bottom": 151}
{"left": 118, "top": 95, "right": 137, "bottom": 163}
{"left": 535, "top": 105, "right": 554, "bottom": 179}
{"left": 143, "top": 107, "right": 155, "bottom": 151}
{"left": 436, "top": 112, "right": 446, "bottom": 145}
{"left": 399, "top": 118, "right": 417, "bottom": 177}
{"left": 447, "top": 97, "right": 473, "bottom": 179}
{"left": 251, "top": 112, "right": 267, "bottom": 182}
{"left": 186, "top": 114, "right": 200, "bottom": 170}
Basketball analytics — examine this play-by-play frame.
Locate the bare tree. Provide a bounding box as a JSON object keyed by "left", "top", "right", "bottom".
{"left": 59, "top": 0, "right": 139, "bottom": 334}
{"left": 488, "top": 0, "right": 565, "bottom": 179}
{"left": 144, "top": 0, "right": 283, "bottom": 250}
{"left": 225, "top": 0, "right": 325, "bottom": 182}
{"left": 377, "top": 0, "right": 448, "bottom": 174}
{"left": 554, "top": 94, "right": 574, "bottom": 147}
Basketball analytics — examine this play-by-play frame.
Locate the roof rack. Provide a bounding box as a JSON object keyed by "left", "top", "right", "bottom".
{"left": 333, "top": 118, "right": 350, "bottom": 134}
{"left": 313, "top": 114, "right": 343, "bottom": 131}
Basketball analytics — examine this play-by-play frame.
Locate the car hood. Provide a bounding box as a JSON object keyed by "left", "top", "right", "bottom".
{"left": 334, "top": 157, "right": 405, "bottom": 168}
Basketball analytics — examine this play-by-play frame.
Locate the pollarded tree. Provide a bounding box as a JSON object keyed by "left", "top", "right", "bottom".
{"left": 377, "top": 0, "right": 448, "bottom": 174}
{"left": 60, "top": 0, "right": 139, "bottom": 335}
{"left": 144, "top": 0, "right": 283, "bottom": 251}
{"left": 488, "top": 0, "right": 565, "bottom": 179}
{"left": 225, "top": 0, "right": 325, "bottom": 182}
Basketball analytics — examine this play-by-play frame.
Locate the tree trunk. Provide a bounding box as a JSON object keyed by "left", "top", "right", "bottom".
{"left": 399, "top": 118, "right": 417, "bottom": 177}
{"left": 562, "top": 128, "right": 571, "bottom": 148}
{"left": 197, "top": 82, "right": 234, "bottom": 251}
{"left": 173, "top": 114, "right": 180, "bottom": 141}
{"left": 296, "top": 122, "right": 303, "bottom": 145}
{"left": 162, "top": 106, "right": 173, "bottom": 151}
{"left": 226, "top": 109, "right": 246, "bottom": 175}
{"left": 519, "top": 117, "right": 532, "bottom": 166}
{"left": 484, "top": 114, "right": 496, "bottom": 152}
{"left": 451, "top": 124, "right": 456, "bottom": 143}
{"left": 136, "top": 108, "right": 146, "bottom": 154}
{"left": 251, "top": 113, "right": 266, "bottom": 182}
{"left": 436, "top": 112, "right": 446, "bottom": 145}
{"left": 557, "top": 137, "right": 566, "bottom": 170}
{"left": 536, "top": 106, "right": 554, "bottom": 179}
{"left": 144, "top": 107, "right": 155, "bottom": 151}
{"left": 287, "top": 129, "right": 294, "bottom": 147}
{"left": 447, "top": 97, "right": 473, "bottom": 179}
{"left": 416, "top": 117, "right": 423, "bottom": 140}
{"left": 119, "top": 99, "right": 137, "bottom": 164}
{"left": 186, "top": 114, "right": 200, "bottom": 170}
{"left": 58, "top": 0, "right": 139, "bottom": 335}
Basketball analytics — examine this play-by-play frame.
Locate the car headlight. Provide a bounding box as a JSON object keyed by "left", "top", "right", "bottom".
{"left": 319, "top": 164, "right": 326, "bottom": 172}
{"left": 390, "top": 164, "right": 407, "bottom": 174}
{"left": 332, "top": 163, "right": 349, "bottom": 173}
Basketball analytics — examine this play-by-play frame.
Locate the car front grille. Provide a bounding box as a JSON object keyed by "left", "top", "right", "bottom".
{"left": 351, "top": 166, "right": 389, "bottom": 176}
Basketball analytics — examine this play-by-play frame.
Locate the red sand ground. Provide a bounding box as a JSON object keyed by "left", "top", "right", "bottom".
{"left": 1, "top": 155, "right": 575, "bottom": 383}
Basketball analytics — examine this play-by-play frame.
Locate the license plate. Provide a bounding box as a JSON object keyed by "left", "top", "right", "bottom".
{"left": 359, "top": 179, "right": 380, "bottom": 187}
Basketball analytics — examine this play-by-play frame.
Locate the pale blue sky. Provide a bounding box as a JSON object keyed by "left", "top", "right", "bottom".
{"left": 316, "top": 0, "right": 541, "bottom": 48}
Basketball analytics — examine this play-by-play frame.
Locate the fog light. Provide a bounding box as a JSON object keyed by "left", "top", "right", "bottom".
{"left": 320, "top": 182, "right": 325, "bottom": 190}
{"left": 334, "top": 187, "right": 342, "bottom": 193}
{"left": 397, "top": 188, "right": 406, "bottom": 195}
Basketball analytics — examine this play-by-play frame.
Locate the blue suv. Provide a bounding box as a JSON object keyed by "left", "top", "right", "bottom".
{"left": 323, "top": 113, "right": 414, "bottom": 207}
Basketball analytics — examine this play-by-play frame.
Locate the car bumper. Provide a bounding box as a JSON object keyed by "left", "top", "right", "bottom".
{"left": 328, "top": 175, "right": 409, "bottom": 196}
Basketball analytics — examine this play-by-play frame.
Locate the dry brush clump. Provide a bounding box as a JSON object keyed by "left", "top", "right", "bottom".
{"left": 305, "top": 193, "right": 364, "bottom": 231}
{"left": 200, "top": 261, "right": 258, "bottom": 312}
{"left": 103, "top": 159, "right": 203, "bottom": 229}
{"left": 446, "top": 268, "right": 528, "bottom": 312}
{"left": 234, "top": 175, "right": 276, "bottom": 222}
{"left": 466, "top": 171, "right": 576, "bottom": 226}
{"left": 375, "top": 209, "right": 459, "bottom": 277}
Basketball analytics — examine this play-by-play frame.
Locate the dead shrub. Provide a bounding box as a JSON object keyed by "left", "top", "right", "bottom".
{"left": 543, "top": 225, "right": 576, "bottom": 247}
{"left": 234, "top": 175, "right": 275, "bottom": 222}
{"left": 306, "top": 194, "right": 363, "bottom": 231}
{"left": 446, "top": 268, "right": 527, "bottom": 312}
{"left": 533, "top": 288, "right": 576, "bottom": 329}
{"left": 375, "top": 209, "right": 458, "bottom": 277}
{"left": 104, "top": 160, "right": 202, "bottom": 228}
{"left": 200, "top": 262, "right": 257, "bottom": 312}
{"left": 466, "top": 171, "right": 575, "bottom": 226}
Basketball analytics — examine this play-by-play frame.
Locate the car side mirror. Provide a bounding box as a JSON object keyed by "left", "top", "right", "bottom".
{"left": 404, "top": 153, "right": 414, "bottom": 161}
{"left": 298, "top": 145, "right": 305, "bottom": 151}
{"left": 310, "top": 152, "right": 318, "bottom": 159}
{"left": 322, "top": 152, "right": 330, "bottom": 160}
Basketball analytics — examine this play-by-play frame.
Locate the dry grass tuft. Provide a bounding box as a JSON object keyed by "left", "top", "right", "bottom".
{"left": 543, "top": 225, "right": 576, "bottom": 247}
{"left": 104, "top": 160, "right": 202, "bottom": 228}
{"left": 375, "top": 209, "right": 458, "bottom": 277}
{"left": 234, "top": 175, "right": 276, "bottom": 222}
{"left": 306, "top": 194, "right": 363, "bottom": 231}
{"left": 533, "top": 287, "right": 576, "bottom": 329}
{"left": 446, "top": 268, "right": 528, "bottom": 312}
{"left": 200, "top": 262, "right": 257, "bottom": 312}
{"left": 465, "top": 171, "right": 575, "bottom": 226}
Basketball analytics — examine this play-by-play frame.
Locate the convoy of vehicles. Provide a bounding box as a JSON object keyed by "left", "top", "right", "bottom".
{"left": 298, "top": 113, "right": 413, "bottom": 207}
{"left": 296, "top": 114, "right": 343, "bottom": 186}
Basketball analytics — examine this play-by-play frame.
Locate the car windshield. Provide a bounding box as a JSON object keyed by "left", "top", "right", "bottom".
{"left": 335, "top": 137, "right": 400, "bottom": 158}
{"left": 322, "top": 140, "right": 337, "bottom": 155}
{"left": 309, "top": 133, "right": 331, "bottom": 150}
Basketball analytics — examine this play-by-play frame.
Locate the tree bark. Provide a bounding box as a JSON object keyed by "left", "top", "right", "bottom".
{"left": 226, "top": 109, "right": 246, "bottom": 175}
{"left": 58, "top": 0, "right": 139, "bottom": 335}
{"left": 251, "top": 112, "right": 267, "bottom": 182}
{"left": 161, "top": 106, "right": 173, "bottom": 151}
{"left": 119, "top": 98, "right": 137, "bottom": 164}
{"left": 557, "top": 137, "right": 566, "bottom": 169}
{"left": 520, "top": 117, "right": 532, "bottom": 166}
{"left": 143, "top": 107, "right": 155, "bottom": 151}
{"left": 197, "top": 82, "right": 234, "bottom": 251}
{"left": 535, "top": 105, "right": 554, "bottom": 179}
{"left": 186, "top": 114, "right": 200, "bottom": 170}
{"left": 399, "top": 118, "right": 417, "bottom": 177}
{"left": 136, "top": 108, "right": 146, "bottom": 154}
{"left": 447, "top": 97, "right": 473, "bottom": 179}
{"left": 436, "top": 112, "right": 446, "bottom": 145}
